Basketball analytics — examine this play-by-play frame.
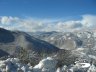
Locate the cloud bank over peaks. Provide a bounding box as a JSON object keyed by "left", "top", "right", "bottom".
{"left": 0, "top": 14, "right": 96, "bottom": 32}
{"left": 81, "top": 15, "right": 96, "bottom": 28}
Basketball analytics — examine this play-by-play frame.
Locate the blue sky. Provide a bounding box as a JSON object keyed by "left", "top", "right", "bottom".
{"left": 0, "top": 0, "right": 96, "bottom": 32}
{"left": 0, "top": 0, "right": 96, "bottom": 18}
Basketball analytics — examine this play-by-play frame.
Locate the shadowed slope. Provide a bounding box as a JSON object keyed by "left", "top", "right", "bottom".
{"left": 0, "top": 28, "right": 15, "bottom": 43}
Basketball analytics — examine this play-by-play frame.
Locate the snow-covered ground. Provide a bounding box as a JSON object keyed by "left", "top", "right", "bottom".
{"left": 75, "top": 63, "right": 90, "bottom": 68}
{"left": 0, "top": 58, "right": 33, "bottom": 72}
{"left": 0, "top": 57, "right": 96, "bottom": 72}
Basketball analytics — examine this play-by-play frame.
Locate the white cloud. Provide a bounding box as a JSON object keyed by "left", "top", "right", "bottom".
{"left": 0, "top": 14, "right": 96, "bottom": 32}
{"left": 81, "top": 14, "right": 96, "bottom": 28}
{"left": 0, "top": 16, "right": 19, "bottom": 25}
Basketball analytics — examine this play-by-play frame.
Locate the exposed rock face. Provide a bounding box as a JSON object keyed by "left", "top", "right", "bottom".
{"left": 62, "top": 39, "right": 76, "bottom": 50}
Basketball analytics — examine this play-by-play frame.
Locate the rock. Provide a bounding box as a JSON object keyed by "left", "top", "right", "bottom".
{"left": 87, "top": 64, "right": 96, "bottom": 72}
{"left": 33, "top": 57, "right": 58, "bottom": 72}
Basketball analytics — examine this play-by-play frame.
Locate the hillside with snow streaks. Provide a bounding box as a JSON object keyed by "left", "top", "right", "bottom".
{"left": 31, "top": 31, "right": 96, "bottom": 49}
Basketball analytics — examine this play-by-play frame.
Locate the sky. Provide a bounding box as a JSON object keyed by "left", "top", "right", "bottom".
{"left": 0, "top": 0, "right": 96, "bottom": 32}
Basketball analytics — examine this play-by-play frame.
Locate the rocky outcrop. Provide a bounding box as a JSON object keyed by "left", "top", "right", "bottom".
{"left": 0, "top": 57, "right": 96, "bottom": 72}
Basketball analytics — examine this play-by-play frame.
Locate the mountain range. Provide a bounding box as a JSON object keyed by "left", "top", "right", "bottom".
{"left": 1, "top": 28, "right": 96, "bottom": 67}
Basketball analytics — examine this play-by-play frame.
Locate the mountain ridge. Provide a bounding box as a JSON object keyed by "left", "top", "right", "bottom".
{"left": 0, "top": 28, "right": 60, "bottom": 57}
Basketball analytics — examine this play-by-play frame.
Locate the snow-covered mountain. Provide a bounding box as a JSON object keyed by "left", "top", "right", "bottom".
{"left": 1, "top": 28, "right": 96, "bottom": 72}
{"left": 30, "top": 31, "right": 96, "bottom": 50}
